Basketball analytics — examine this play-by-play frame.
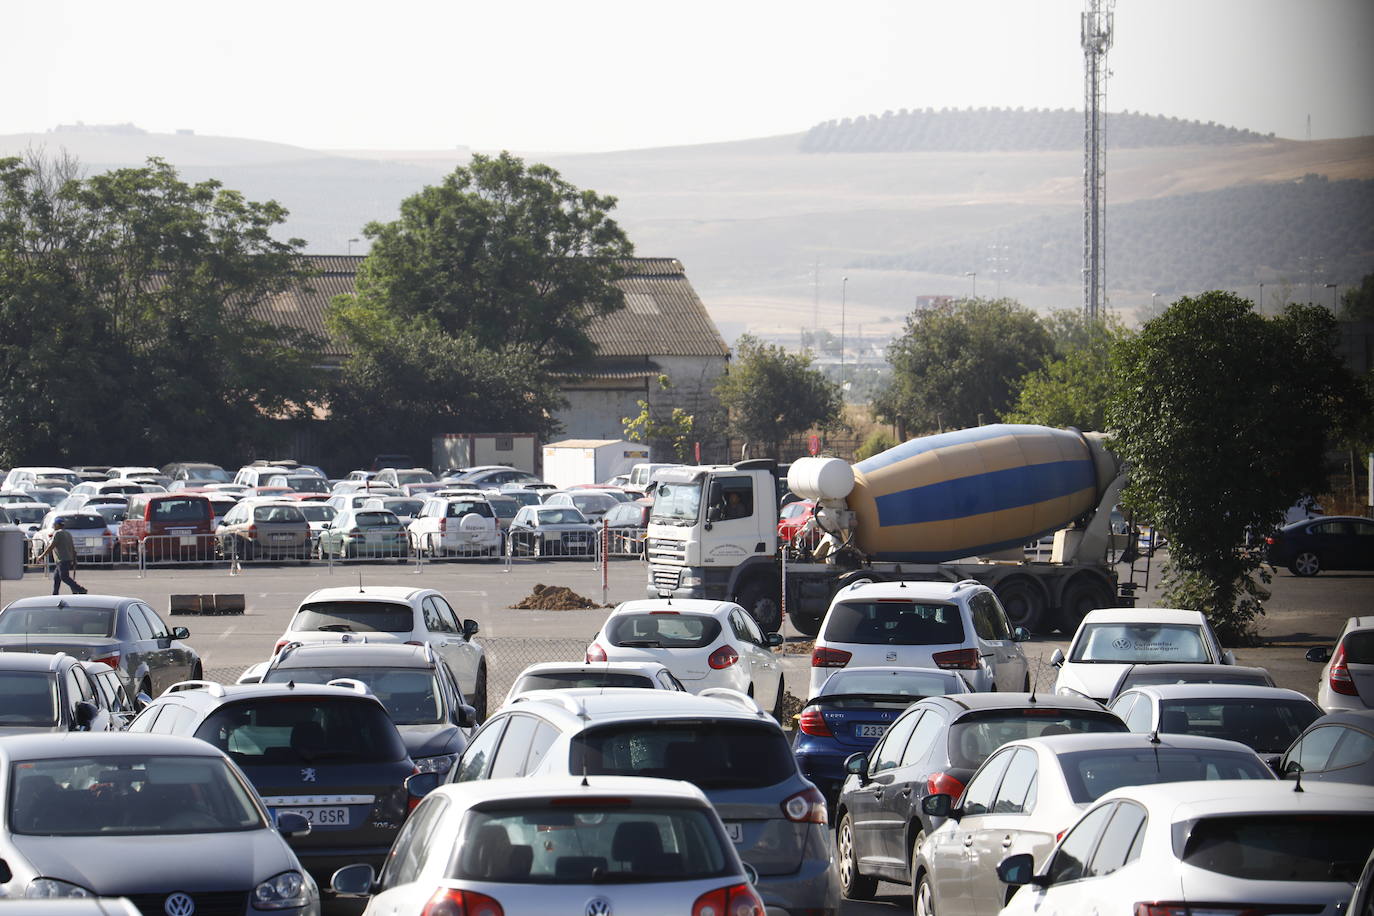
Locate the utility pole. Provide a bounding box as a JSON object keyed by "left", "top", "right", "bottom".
{"left": 1081, "top": 0, "right": 1114, "bottom": 319}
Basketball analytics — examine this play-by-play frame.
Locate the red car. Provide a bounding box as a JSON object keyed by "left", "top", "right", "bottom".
{"left": 778, "top": 499, "right": 817, "bottom": 543}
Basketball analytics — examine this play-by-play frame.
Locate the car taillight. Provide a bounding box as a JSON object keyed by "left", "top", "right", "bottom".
{"left": 1330, "top": 643, "right": 1359, "bottom": 696}
{"left": 247, "top": 523, "right": 257, "bottom": 539}
{"left": 586, "top": 642, "right": 608, "bottom": 663}
{"left": 1134, "top": 905, "right": 1298, "bottom": 916}
{"left": 926, "top": 771, "right": 965, "bottom": 799}
{"left": 708, "top": 645, "right": 740, "bottom": 669}
{"left": 91, "top": 652, "right": 121, "bottom": 669}
{"left": 272, "top": 640, "right": 290, "bottom": 655}
{"left": 1264, "top": 535, "right": 1277, "bottom": 546}
{"left": 421, "top": 887, "right": 503, "bottom": 916}
{"left": 692, "top": 882, "right": 764, "bottom": 916}
{"left": 780, "top": 786, "right": 828, "bottom": 824}
{"left": 440, "top": 517, "right": 447, "bottom": 533}
{"left": 811, "top": 646, "right": 852, "bottom": 668}
{"left": 798, "top": 708, "right": 832, "bottom": 737}
{"left": 932, "top": 647, "right": 980, "bottom": 670}
{"left": 348, "top": 527, "right": 362, "bottom": 535}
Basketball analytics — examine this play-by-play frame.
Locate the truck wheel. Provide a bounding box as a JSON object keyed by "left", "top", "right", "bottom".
{"left": 995, "top": 577, "right": 1049, "bottom": 634}
{"left": 1057, "top": 574, "right": 1116, "bottom": 634}
{"left": 736, "top": 581, "right": 782, "bottom": 633}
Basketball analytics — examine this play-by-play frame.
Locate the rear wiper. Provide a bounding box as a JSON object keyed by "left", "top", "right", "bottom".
{"left": 316, "top": 624, "right": 353, "bottom": 632}
{"left": 617, "top": 640, "right": 662, "bottom": 648}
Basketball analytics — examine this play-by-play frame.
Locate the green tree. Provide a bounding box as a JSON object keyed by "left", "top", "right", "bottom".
{"left": 1338, "top": 272, "right": 1374, "bottom": 320}
{"left": 715, "top": 335, "right": 843, "bottom": 459}
{"left": 622, "top": 375, "right": 696, "bottom": 462}
{"left": 875, "top": 297, "right": 1054, "bottom": 434}
{"left": 1106, "top": 292, "right": 1366, "bottom": 641}
{"left": 1003, "top": 311, "right": 1129, "bottom": 431}
{"left": 346, "top": 151, "right": 634, "bottom": 364}
{"left": 0, "top": 154, "right": 320, "bottom": 466}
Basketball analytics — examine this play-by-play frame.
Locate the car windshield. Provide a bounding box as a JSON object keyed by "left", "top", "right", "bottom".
{"left": 353, "top": 511, "right": 400, "bottom": 528}
{"left": 1057, "top": 747, "right": 1273, "bottom": 804}
{"left": 1071, "top": 623, "right": 1211, "bottom": 663}
{"left": 650, "top": 481, "right": 702, "bottom": 525}
{"left": 822, "top": 601, "right": 965, "bottom": 646}
{"left": 298, "top": 505, "right": 336, "bottom": 522}
{"left": 1344, "top": 630, "right": 1374, "bottom": 665}
{"left": 572, "top": 494, "right": 615, "bottom": 512}
{"left": 536, "top": 508, "right": 587, "bottom": 525}
{"left": 0, "top": 606, "right": 115, "bottom": 637}
{"left": 1158, "top": 698, "right": 1322, "bottom": 753}
{"left": 285, "top": 477, "right": 329, "bottom": 494}
{"left": 817, "top": 669, "right": 959, "bottom": 702}
{"left": 395, "top": 471, "right": 436, "bottom": 485}
{"left": 90, "top": 504, "right": 127, "bottom": 523}
{"left": 1179, "top": 814, "right": 1374, "bottom": 882}
{"left": 292, "top": 601, "right": 413, "bottom": 634}
{"left": 384, "top": 499, "right": 423, "bottom": 517}
{"left": 196, "top": 698, "right": 408, "bottom": 765}
{"left": 449, "top": 802, "right": 731, "bottom": 884}
{"left": 605, "top": 614, "right": 722, "bottom": 649}
{"left": 186, "top": 467, "right": 233, "bottom": 483}
{"left": 572, "top": 721, "right": 796, "bottom": 790}
{"left": 54, "top": 514, "right": 105, "bottom": 530}
{"left": 514, "top": 672, "right": 655, "bottom": 693}
{"left": 9, "top": 755, "right": 266, "bottom": 836}
{"left": 263, "top": 667, "right": 445, "bottom": 725}
{"left": 504, "top": 491, "right": 543, "bottom": 507}
{"left": 7, "top": 506, "right": 45, "bottom": 524}
{"left": 948, "top": 709, "right": 1127, "bottom": 769}
{"left": 150, "top": 498, "right": 209, "bottom": 523}
{"left": 0, "top": 671, "right": 58, "bottom": 726}
{"left": 486, "top": 499, "right": 517, "bottom": 519}
{"left": 252, "top": 505, "right": 305, "bottom": 523}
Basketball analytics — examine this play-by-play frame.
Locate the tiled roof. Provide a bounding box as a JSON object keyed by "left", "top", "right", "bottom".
{"left": 252, "top": 255, "right": 728, "bottom": 363}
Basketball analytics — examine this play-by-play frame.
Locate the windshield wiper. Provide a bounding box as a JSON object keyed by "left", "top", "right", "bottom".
{"left": 316, "top": 624, "right": 353, "bottom": 632}
{"left": 617, "top": 639, "right": 662, "bottom": 648}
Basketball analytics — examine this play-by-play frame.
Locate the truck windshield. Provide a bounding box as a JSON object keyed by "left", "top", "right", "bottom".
{"left": 651, "top": 482, "right": 702, "bottom": 525}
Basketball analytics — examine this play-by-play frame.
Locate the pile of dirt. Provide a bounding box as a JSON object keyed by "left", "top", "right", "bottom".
{"left": 776, "top": 690, "right": 805, "bottom": 730}
{"left": 777, "top": 639, "right": 814, "bottom": 656}
{"left": 510, "top": 584, "right": 612, "bottom": 611}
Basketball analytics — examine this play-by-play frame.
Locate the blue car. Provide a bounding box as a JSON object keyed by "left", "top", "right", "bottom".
{"left": 793, "top": 666, "right": 969, "bottom": 804}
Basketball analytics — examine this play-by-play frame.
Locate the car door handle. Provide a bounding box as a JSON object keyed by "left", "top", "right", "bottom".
{"left": 963, "top": 835, "right": 974, "bottom": 847}
{"left": 1001, "top": 835, "right": 1013, "bottom": 848}
{"left": 899, "top": 787, "right": 912, "bottom": 797}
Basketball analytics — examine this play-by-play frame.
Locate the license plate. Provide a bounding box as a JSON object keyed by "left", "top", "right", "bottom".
{"left": 271, "top": 533, "right": 294, "bottom": 543}
{"left": 365, "top": 533, "right": 383, "bottom": 544}
{"left": 855, "top": 723, "right": 889, "bottom": 738}
{"left": 179, "top": 536, "right": 197, "bottom": 546}
{"left": 276, "top": 806, "right": 349, "bottom": 826}
{"left": 724, "top": 822, "right": 743, "bottom": 843}
{"left": 544, "top": 533, "right": 562, "bottom": 542}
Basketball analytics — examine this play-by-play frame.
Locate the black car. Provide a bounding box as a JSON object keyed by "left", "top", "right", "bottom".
{"left": 1104, "top": 661, "right": 1276, "bottom": 703}
{"left": 129, "top": 680, "right": 428, "bottom": 890}
{"left": 0, "top": 651, "right": 113, "bottom": 734}
{"left": 1278, "top": 708, "right": 1374, "bottom": 786}
{"left": 603, "top": 498, "right": 652, "bottom": 555}
{"left": 1266, "top": 514, "right": 1374, "bottom": 576}
{"left": 245, "top": 641, "right": 477, "bottom": 778}
{"left": 834, "top": 692, "right": 1126, "bottom": 899}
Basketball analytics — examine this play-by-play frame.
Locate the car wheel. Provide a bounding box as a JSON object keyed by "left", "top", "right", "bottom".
{"left": 913, "top": 865, "right": 936, "bottom": 916}
{"left": 139, "top": 678, "right": 153, "bottom": 701}
{"left": 471, "top": 662, "right": 488, "bottom": 723}
{"left": 1291, "top": 551, "right": 1321, "bottom": 577}
{"left": 190, "top": 662, "right": 203, "bottom": 681}
{"left": 838, "top": 812, "right": 878, "bottom": 899}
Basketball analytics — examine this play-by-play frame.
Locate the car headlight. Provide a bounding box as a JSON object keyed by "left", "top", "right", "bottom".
{"left": 26, "top": 878, "right": 94, "bottom": 898}
{"left": 253, "top": 870, "right": 311, "bottom": 910}
{"left": 414, "top": 753, "right": 458, "bottom": 774}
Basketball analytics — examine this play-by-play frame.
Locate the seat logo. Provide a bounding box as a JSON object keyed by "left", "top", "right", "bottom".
{"left": 885, "top": 651, "right": 898, "bottom": 662}
{"left": 164, "top": 892, "right": 195, "bottom": 916}
{"left": 585, "top": 898, "right": 612, "bottom": 916}
{"left": 301, "top": 768, "right": 317, "bottom": 782}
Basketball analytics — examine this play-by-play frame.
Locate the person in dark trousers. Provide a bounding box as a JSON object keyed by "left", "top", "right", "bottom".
{"left": 37, "top": 518, "right": 86, "bottom": 595}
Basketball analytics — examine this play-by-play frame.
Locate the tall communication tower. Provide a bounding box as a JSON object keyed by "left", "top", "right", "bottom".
{"left": 1081, "top": 0, "right": 1113, "bottom": 319}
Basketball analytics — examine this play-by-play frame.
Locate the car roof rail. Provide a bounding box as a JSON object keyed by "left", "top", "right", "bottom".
{"left": 697, "top": 687, "right": 769, "bottom": 719}
{"left": 953, "top": 579, "right": 983, "bottom": 591}
{"left": 511, "top": 690, "right": 592, "bottom": 721}
{"left": 325, "top": 677, "right": 373, "bottom": 696}
{"left": 165, "top": 680, "right": 225, "bottom": 697}
{"left": 46, "top": 652, "right": 70, "bottom": 671}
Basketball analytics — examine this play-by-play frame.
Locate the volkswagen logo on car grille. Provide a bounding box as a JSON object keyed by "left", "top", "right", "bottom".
{"left": 164, "top": 892, "right": 195, "bottom": 916}
{"left": 885, "top": 651, "right": 898, "bottom": 662}
{"left": 585, "top": 897, "right": 612, "bottom": 916}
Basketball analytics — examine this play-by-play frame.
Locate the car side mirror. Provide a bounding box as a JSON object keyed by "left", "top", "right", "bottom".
{"left": 1049, "top": 648, "right": 1065, "bottom": 667}
{"left": 1305, "top": 647, "right": 1331, "bottom": 663}
{"left": 276, "top": 811, "right": 311, "bottom": 838}
{"left": 330, "top": 863, "right": 376, "bottom": 898}
{"left": 406, "top": 772, "right": 441, "bottom": 799}
{"left": 742, "top": 862, "right": 759, "bottom": 886}
{"left": 844, "top": 753, "right": 870, "bottom": 782}
{"left": 456, "top": 704, "right": 477, "bottom": 729}
{"left": 0, "top": 860, "right": 10, "bottom": 883}
{"left": 73, "top": 700, "right": 98, "bottom": 730}
{"left": 767, "top": 632, "right": 784, "bottom": 647}
{"left": 1221, "top": 650, "right": 1235, "bottom": 665}
{"left": 1012, "top": 626, "right": 1030, "bottom": 642}
{"left": 321, "top": 522, "right": 331, "bottom": 529}
{"left": 996, "top": 852, "right": 1038, "bottom": 886}
{"left": 921, "top": 793, "right": 956, "bottom": 819}
{"left": 462, "top": 619, "right": 480, "bottom": 639}
{"left": 172, "top": 626, "right": 190, "bottom": 640}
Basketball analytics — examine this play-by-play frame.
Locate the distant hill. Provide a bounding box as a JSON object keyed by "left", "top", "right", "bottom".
{"left": 800, "top": 108, "right": 1271, "bottom": 153}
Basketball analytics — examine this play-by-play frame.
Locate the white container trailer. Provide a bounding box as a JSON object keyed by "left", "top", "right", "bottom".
{"left": 542, "top": 440, "right": 650, "bottom": 489}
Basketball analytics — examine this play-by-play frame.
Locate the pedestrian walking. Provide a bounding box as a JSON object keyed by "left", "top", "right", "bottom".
{"left": 37, "top": 518, "right": 87, "bottom": 595}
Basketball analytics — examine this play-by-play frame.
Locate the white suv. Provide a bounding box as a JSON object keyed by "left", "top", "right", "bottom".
{"left": 408, "top": 496, "right": 501, "bottom": 559}
{"left": 809, "top": 579, "right": 1029, "bottom": 697}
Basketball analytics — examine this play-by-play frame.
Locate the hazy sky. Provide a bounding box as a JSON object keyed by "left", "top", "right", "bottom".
{"left": 11, "top": 0, "right": 1373, "bottom": 152}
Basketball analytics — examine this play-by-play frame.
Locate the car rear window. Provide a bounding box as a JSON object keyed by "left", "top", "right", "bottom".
{"left": 446, "top": 501, "right": 493, "bottom": 518}
{"left": 817, "top": 669, "right": 959, "bottom": 702}
{"left": 1121, "top": 670, "right": 1272, "bottom": 691}
{"left": 514, "top": 672, "right": 655, "bottom": 693}
{"left": 572, "top": 721, "right": 797, "bottom": 790}
{"left": 0, "top": 606, "right": 115, "bottom": 637}
{"left": 1057, "top": 748, "right": 1273, "bottom": 804}
{"left": 298, "top": 505, "right": 336, "bottom": 522}
{"left": 253, "top": 505, "right": 305, "bottom": 523}
{"left": 1070, "top": 623, "right": 1210, "bottom": 663}
{"left": 1178, "top": 814, "right": 1374, "bottom": 881}
{"left": 57, "top": 514, "right": 105, "bottom": 530}
{"left": 150, "top": 498, "right": 210, "bottom": 523}
{"left": 822, "top": 601, "right": 965, "bottom": 646}
{"left": 196, "top": 697, "right": 408, "bottom": 765}
{"left": 263, "top": 667, "right": 444, "bottom": 725}
{"left": 450, "top": 802, "right": 731, "bottom": 884}
{"left": 0, "top": 671, "right": 57, "bottom": 727}
{"left": 606, "top": 614, "right": 722, "bottom": 649}
{"left": 354, "top": 511, "right": 399, "bottom": 528}
{"left": 1158, "top": 698, "right": 1322, "bottom": 753}
{"left": 292, "top": 601, "right": 413, "bottom": 634}
{"left": 948, "top": 709, "right": 1127, "bottom": 768}
{"left": 1343, "top": 630, "right": 1374, "bottom": 665}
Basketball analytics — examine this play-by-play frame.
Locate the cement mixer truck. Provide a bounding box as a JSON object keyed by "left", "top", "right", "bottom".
{"left": 644, "top": 424, "right": 1128, "bottom": 636}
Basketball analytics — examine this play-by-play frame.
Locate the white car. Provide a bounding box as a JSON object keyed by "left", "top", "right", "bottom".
{"left": 1307, "top": 615, "right": 1374, "bottom": 712}
{"left": 808, "top": 579, "right": 1029, "bottom": 697}
{"left": 542, "top": 490, "right": 619, "bottom": 521}
{"left": 273, "top": 585, "right": 489, "bottom": 718}
{"left": 503, "top": 661, "right": 687, "bottom": 704}
{"left": 32, "top": 510, "right": 115, "bottom": 562}
{"left": 408, "top": 496, "right": 502, "bottom": 559}
{"left": 1108, "top": 683, "right": 1323, "bottom": 761}
{"left": 913, "top": 732, "right": 1275, "bottom": 916}
{"left": 2, "top": 466, "right": 79, "bottom": 492}
{"left": 1050, "top": 607, "right": 1235, "bottom": 703}
{"left": 995, "top": 781, "right": 1374, "bottom": 916}
{"left": 586, "top": 598, "right": 786, "bottom": 718}
{"left": 330, "top": 775, "right": 765, "bottom": 916}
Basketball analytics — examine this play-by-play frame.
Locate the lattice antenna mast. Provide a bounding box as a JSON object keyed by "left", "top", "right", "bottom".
{"left": 1082, "top": 0, "right": 1114, "bottom": 319}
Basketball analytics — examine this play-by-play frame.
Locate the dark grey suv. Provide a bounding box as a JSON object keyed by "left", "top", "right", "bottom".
{"left": 130, "top": 680, "right": 425, "bottom": 890}
{"left": 0, "top": 651, "right": 112, "bottom": 734}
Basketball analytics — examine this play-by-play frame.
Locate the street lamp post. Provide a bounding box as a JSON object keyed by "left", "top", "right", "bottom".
{"left": 840, "top": 276, "right": 849, "bottom": 387}
{"left": 1151, "top": 292, "right": 1159, "bottom": 314}
{"left": 347, "top": 238, "right": 359, "bottom": 256}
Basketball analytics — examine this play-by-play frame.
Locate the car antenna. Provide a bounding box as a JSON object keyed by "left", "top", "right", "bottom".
{"left": 1293, "top": 768, "right": 1304, "bottom": 793}
{"left": 1148, "top": 728, "right": 1161, "bottom": 744}
{"left": 1028, "top": 668, "right": 1038, "bottom": 703}
{"left": 358, "top": 570, "right": 365, "bottom": 593}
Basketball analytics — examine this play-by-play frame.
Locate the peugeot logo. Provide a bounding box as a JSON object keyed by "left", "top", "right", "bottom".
{"left": 586, "top": 897, "right": 612, "bottom": 916}
{"left": 164, "top": 892, "right": 195, "bottom": 916}
{"left": 301, "top": 767, "right": 317, "bottom": 782}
